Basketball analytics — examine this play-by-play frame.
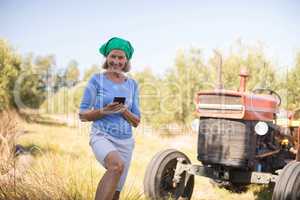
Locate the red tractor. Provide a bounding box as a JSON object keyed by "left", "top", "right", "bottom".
{"left": 143, "top": 69, "right": 300, "bottom": 200}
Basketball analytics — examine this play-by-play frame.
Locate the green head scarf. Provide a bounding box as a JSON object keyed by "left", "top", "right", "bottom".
{"left": 99, "top": 37, "right": 134, "bottom": 60}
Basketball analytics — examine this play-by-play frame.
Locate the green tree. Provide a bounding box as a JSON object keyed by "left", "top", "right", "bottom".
{"left": 208, "top": 42, "right": 279, "bottom": 92}
{"left": 12, "top": 54, "right": 55, "bottom": 109}
{"left": 285, "top": 52, "right": 300, "bottom": 110}
{"left": 52, "top": 68, "right": 66, "bottom": 92}
{"left": 162, "top": 48, "right": 209, "bottom": 125}
{"left": 64, "top": 60, "right": 80, "bottom": 87}
{"left": 83, "top": 64, "right": 101, "bottom": 81}
{"left": 131, "top": 68, "right": 161, "bottom": 126}
{"left": 0, "top": 39, "right": 21, "bottom": 110}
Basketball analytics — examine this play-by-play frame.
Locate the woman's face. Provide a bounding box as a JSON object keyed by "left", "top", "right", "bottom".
{"left": 107, "top": 50, "right": 127, "bottom": 72}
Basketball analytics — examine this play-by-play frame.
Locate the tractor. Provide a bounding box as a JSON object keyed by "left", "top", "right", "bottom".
{"left": 143, "top": 68, "right": 300, "bottom": 200}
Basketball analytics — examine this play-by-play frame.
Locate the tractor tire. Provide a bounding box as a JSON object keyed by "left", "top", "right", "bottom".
{"left": 143, "top": 149, "right": 194, "bottom": 200}
{"left": 272, "top": 161, "right": 300, "bottom": 200}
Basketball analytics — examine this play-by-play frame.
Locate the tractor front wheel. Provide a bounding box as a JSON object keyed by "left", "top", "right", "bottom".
{"left": 143, "top": 149, "right": 194, "bottom": 199}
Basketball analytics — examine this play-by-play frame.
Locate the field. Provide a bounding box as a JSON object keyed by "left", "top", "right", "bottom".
{"left": 0, "top": 115, "right": 273, "bottom": 200}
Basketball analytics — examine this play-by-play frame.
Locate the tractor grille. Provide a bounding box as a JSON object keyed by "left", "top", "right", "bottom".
{"left": 197, "top": 118, "right": 256, "bottom": 168}
{"left": 198, "top": 95, "right": 242, "bottom": 105}
{"left": 197, "top": 95, "right": 243, "bottom": 117}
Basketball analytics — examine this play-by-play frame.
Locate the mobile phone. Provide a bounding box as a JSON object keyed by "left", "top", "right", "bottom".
{"left": 113, "top": 97, "right": 126, "bottom": 104}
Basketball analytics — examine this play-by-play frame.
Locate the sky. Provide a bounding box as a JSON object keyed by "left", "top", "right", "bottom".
{"left": 1, "top": 0, "right": 299, "bottom": 76}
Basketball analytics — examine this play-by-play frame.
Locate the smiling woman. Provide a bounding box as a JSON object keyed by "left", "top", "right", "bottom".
{"left": 78, "top": 37, "right": 141, "bottom": 200}
{"left": 103, "top": 50, "right": 131, "bottom": 74}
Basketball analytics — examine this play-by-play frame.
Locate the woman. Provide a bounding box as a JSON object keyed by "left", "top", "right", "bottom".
{"left": 79, "top": 37, "right": 141, "bottom": 200}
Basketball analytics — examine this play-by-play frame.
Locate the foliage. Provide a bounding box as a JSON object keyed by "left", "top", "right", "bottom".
{"left": 285, "top": 52, "right": 300, "bottom": 110}
{"left": 64, "top": 60, "right": 80, "bottom": 87}
{"left": 1, "top": 38, "right": 300, "bottom": 128}
{"left": 83, "top": 64, "right": 101, "bottom": 81}
{"left": 0, "top": 39, "right": 21, "bottom": 110}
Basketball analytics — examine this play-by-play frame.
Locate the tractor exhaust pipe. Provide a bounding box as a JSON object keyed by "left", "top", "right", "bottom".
{"left": 239, "top": 68, "right": 249, "bottom": 92}
{"left": 214, "top": 50, "right": 223, "bottom": 90}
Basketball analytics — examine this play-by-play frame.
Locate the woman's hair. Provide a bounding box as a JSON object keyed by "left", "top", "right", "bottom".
{"left": 102, "top": 60, "right": 131, "bottom": 72}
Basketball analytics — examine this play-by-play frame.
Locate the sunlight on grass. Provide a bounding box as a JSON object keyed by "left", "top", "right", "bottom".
{"left": 0, "top": 120, "right": 273, "bottom": 200}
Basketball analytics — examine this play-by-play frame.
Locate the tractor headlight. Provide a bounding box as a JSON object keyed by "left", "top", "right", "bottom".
{"left": 255, "top": 121, "right": 269, "bottom": 136}
{"left": 191, "top": 119, "right": 200, "bottom": 133}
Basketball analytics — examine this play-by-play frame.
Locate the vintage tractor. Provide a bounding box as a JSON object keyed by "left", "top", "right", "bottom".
{"left": 143, "top": 68, "right": 300, "bottom": 200}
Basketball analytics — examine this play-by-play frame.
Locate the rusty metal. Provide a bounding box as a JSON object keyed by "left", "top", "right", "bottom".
{"left": 195, "top": 90, "right": 278, "bottom": 121}
{"left": 256, "top": 150, "right": 281, "bottom": 159}
{"left": 239, "top": 68, "right": 249, "bottom": 92}
{"left": 174, "top": 161, "right": 229, "bottom": 181}
{"left": 230, "top": 170, "right": 277, "bottom": 184}
{"left": 198, "top": 118, "right": 255, "bottom": 168}
{"left": 174, "top": 161, "right": 277, "bottom": 184}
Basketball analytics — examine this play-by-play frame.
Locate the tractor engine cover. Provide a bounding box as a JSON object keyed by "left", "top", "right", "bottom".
{"left": 197, "top": 118, "right": 256, "bottom": 168}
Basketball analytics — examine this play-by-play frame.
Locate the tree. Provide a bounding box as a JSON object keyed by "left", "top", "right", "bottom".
{"left": 0, "top": 39, "right": 21, "bottom": 110}
{"left": 0, "top": 39, "right": 60, "bottom": 110}
{"left": 161, "top": 48, "right": 209, "bottom": 125}
{"left": 64, "top": 60, "right": 80, "bottom": 87}
{"left": 52, "top": 68, "right": 66, "bottom": 93}
{"left": 131, "top": 68, "right": 161, "bottom": 126}
{"left": 83, "top": 64, "right": 101, "bottom": 81}
{"left": 285, "top": 52, "right": 300, "bottom": 110}
{"left": 208, "top": 42, "right": 279, "bottom": 92}
{"left": 15, "top": 54, "right": 57, "bottom": 109}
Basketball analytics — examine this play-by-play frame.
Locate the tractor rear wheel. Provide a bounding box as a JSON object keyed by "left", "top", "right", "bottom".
{"left": 143, "top": 149, "right": 194, "bottom": 200}
{"left": 272, "top": 161, "right": 300, "bottom": 200}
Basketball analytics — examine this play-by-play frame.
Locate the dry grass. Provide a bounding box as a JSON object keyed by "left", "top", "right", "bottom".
{"left": 0, "top": 117, "right": 273, "bottom": 200}
{"left": 0, "top": 110, "right": 21, "bottom": 175}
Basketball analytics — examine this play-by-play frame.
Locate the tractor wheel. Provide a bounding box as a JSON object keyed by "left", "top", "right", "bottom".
{"left": 272, "top": 161, "right": 300, "bottom": 200}
{"left": 143, "top": 149, "right": 194, "bottom": 200}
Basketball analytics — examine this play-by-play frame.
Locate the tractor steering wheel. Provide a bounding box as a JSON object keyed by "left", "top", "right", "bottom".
{"left": 252, "top": 88, "right": 281, "bottom": 106}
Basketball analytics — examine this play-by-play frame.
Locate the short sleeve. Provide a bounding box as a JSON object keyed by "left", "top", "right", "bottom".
{"left": 79, "top": 75, "right": 98, "bottom": 113}
{"left": 131, "top": 80, "right": 141, "bottom": 118}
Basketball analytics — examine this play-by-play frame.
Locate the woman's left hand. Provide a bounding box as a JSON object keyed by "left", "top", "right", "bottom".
{"left": 120, "top": 105, "right": 140, "bottom": 127}
{"left": 119, "top": 104, "right": 128, "bottom": 113}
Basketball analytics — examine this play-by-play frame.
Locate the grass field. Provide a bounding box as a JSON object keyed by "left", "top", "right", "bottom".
{"left": 1, "top": 116, "right": 274, "bottom": 200}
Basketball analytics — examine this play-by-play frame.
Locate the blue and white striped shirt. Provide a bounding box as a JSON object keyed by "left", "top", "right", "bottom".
{"left": 79, "top": 73, "right": 141, "bottom": 139}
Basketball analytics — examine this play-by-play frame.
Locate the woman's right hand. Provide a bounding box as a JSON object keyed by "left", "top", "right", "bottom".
{"left": 101, "top": 102, "right": 125, "bottom": 114}
{"left": 79, "top": 102, "right": 126, "bottom": 122}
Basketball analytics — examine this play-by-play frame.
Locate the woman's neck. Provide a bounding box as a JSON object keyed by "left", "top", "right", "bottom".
{"left": 106, "top": 71, "right": 123, "bottom": 78}
{"left": 105, "top": 71, "right": 126, "bottom": 83}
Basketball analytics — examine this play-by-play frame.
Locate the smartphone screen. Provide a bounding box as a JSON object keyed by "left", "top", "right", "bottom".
{"left": 113, "top": 97, "right": 126, "bottom": 104}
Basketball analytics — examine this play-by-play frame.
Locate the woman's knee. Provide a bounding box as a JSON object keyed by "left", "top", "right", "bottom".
{"left": 105, "top": 152, "right": 125, "bottom": 175}
{"left": 109, "top": 161, "right": 124, "bottom": 175}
